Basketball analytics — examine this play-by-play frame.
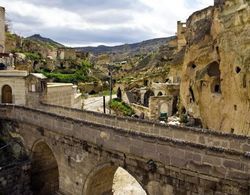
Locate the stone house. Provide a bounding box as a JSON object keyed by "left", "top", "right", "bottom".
{"left": 57, "top": 47, "right": 76, "bottom": 60}
{"left": 0, "top": 70, "right": 82, "bottom": 109}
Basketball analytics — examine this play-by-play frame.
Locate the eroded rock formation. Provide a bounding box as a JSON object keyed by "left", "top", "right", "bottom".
{"left": 180, "top": 0, "right": 250, "bottom": 135}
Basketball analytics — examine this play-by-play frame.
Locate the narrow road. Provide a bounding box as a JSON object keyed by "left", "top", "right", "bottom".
{"left": 83, "top": 95, "right": 116, "bottom": 113}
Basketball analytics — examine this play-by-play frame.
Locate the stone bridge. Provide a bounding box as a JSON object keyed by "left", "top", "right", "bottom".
{"left": 0, "top": 104, "right": 250, "bottom": 195}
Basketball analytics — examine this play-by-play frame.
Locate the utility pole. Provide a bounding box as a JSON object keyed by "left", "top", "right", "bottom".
{"left": 103, "top": 95, "right": 106, "bottom": 114}
{"left": 108, "top": 65, "right": 113, "bottom": 114}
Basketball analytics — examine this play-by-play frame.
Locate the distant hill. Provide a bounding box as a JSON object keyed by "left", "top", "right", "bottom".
{"left": 75, "top": 37, "right": 176, "bottom": 55}
{"left": 26, "top": 34, "right": 64, "bottom": 48}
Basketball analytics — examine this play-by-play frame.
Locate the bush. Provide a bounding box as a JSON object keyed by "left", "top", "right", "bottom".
{"left": 110, "top": 98, "right": 134, "bottom": 116}
{"left": 43, "top": 72, "right": 86, "bottom": 83}
{"left": 24, "top": 52, "right": 41, "bottom": 61}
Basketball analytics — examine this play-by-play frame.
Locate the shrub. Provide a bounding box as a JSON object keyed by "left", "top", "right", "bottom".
{"left": 24, "top": 52, "right": 41, "bottom": 61}
{"left": 110, "top": 98, "right": 134, "bottom": 116}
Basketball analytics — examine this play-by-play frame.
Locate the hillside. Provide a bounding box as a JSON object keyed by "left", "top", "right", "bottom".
{"left": 75, "top": 37, "right": 176, "bottom": 55}
{"left": 26, "top": 34, "right": 64, "bottom": 48}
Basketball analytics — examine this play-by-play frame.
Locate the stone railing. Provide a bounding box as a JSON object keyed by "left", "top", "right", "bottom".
{"left": 25, "top": 103, "right": 250, "bottom": 154}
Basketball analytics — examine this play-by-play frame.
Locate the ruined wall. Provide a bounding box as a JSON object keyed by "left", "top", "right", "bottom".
{"left": 57, "top": 48, "right": 76, "bottom": 60}
{"left": 180, "top": 0, "right": 250, "bottom": 135}
{"left": 149, "top": 96, "right": 174, "bottom": 119}
{"left": 177, "top": 21, "right": 187, "bottom": 51}
{"left": 0, "top": 7, "right": 5, "bottom": 53}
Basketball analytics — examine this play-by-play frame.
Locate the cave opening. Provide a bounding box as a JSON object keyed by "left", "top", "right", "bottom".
{"left": 189, "top": 87, "right": 195, "bottom": 102}
{"left": 235, "top": 66, "right": 241, "bottom": 74}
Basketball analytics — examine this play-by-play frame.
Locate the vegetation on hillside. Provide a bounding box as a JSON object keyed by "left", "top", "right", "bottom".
{"left": 40, "top": 60, "right": 96, "bottom": 83}
{"left": 110, "top": 98, "right": 134, "bottom": 116}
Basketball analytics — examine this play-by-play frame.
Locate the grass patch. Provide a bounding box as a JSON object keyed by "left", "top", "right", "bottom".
{"left": 110, "top": 98, "right": 134, "bottom": 116}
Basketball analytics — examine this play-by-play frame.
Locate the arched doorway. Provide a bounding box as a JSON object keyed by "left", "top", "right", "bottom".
{"left": 31, "top": 141, "right": 59, "bottom": 195}
{"left": 143, "top": 90, "right": 154, "bottom": 107}
{"left": 2, "top": 85, "right": 12, "bottom": 103}
{"left": 84, "top": 165, "right": 146, "bottom": 195}
{"left": 157, "top": 91, "right": 163, "bottom": 96}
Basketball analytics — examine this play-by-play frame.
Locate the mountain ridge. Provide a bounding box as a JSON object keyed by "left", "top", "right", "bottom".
{"left": 26, "top": 34, "right": 64, "bottom": 48}
{"left": 75, "top": 36, "right": 176, "bottom": 55}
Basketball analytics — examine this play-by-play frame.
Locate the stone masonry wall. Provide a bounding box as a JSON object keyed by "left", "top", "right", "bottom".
{"left": 0, "top": 105, "right": 249, "bottom": 194}
{"left": 43, "top": 84, "right": 73, "bottom": 107}
{"left": 0, "top": 77, "right": 27, "bottom": 105}
{"left": 37, "top": 103, "right": 250, "bottom": 154}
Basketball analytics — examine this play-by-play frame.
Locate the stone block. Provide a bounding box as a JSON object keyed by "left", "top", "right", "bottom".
{"left": 223, "top": 160, "right": 244, "bottom": 171}
{"left": 202, "top": 155, "right": 222, "bottom": 166}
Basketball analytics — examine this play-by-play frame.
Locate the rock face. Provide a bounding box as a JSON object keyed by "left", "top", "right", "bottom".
{"left": 180, "top": 0, "right": 250, "bottom": 135}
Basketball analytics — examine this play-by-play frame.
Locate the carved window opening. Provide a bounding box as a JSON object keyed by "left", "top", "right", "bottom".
{"left": 235, "top": 66, "right": 241, "bottom": 74}
{"left": 189, "top": 87, "right": 195, "bottom": 103}
{"left": 243, "top": 74, "right": 247, "bottom": 88}
{"left": 207, "top": 61, "right": 220, "bottom": 77}
{"left": 188, "top": 62, "right": 197, "bottom": 70}
{"left": 211, "top": 79, "right": 221, "bottom": 94}
{"left": 216, "top": 46, "right": 219, "bottom": 55}
{"left": 144, "top": 80, "right": 149, "bottom": 86}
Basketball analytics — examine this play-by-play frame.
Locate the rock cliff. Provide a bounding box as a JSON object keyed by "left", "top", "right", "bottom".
{"left": 180, "top": 0, "right": 250, "bottom": 135}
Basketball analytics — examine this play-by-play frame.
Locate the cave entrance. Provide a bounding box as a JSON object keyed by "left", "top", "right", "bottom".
{"left": 143, "top": 90, "right": 154, "bottom": 107}
{"left": 207, "top": 61, "right": 220, "bottom": 77}
{"left": 31, "top": 141, "right": 59, "bottom": 195}
{"left": 157, "top": 91, "right": 163, "bottom": 96}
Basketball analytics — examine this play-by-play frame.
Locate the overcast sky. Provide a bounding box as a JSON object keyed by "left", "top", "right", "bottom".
{"left": 1, "top": 0, "right": 213, "bottom": 46}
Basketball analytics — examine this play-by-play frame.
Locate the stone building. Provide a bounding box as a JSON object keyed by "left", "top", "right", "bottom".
{"left": 119, "top": 77, "right": 180, "bottom": 120}
{"left": 57, "top": 47, "right": 76, "bottom": 60}
{"left": 0, "top": 70, "right": 82, "bottom": 108}
{"left": 0, "top": 70, "right": 28, "bottom": 104}
{"left": 176, "top": 21, "right": 187, "bottom": 51}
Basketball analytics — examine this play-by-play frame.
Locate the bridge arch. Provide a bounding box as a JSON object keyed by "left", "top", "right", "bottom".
{"left": 31, "top": 140, "right": 59, "bottom": 195}
{"left": 83, "top": 163, "right": 147, "bottom": 195}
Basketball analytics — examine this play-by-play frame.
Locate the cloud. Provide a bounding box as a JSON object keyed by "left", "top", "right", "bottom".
{"left": 1, "top": 0, "right": 214, "bottom": 46}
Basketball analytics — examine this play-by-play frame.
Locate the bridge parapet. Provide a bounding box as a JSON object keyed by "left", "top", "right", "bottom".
{"left": 33, "top": 103, "right": 250, "bottom": 154}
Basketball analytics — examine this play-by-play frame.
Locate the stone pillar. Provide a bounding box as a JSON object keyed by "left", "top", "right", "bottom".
{"left": 0, "top": 6, "right": 5, "bottom": 53}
